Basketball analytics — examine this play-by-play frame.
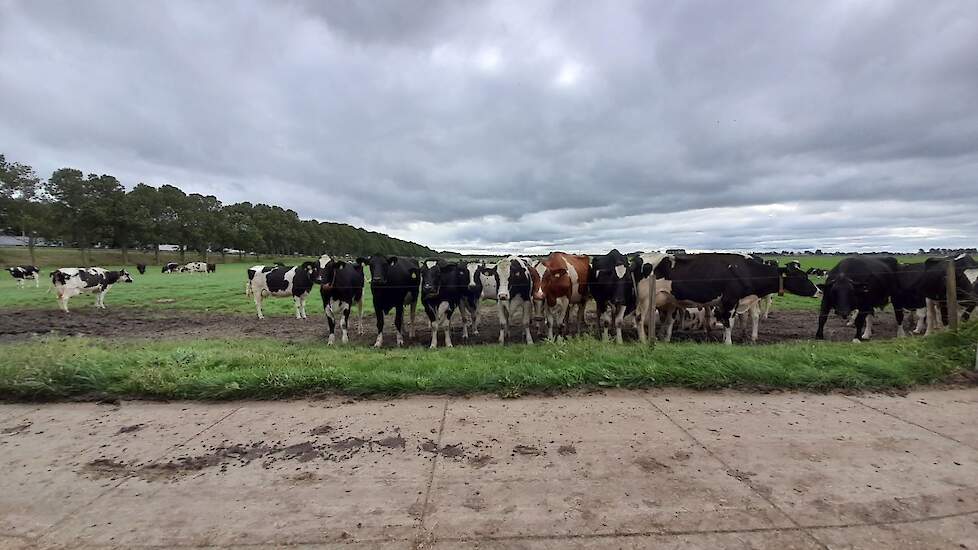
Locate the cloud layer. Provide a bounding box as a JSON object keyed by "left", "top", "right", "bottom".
{"left": 2, "top": 0, "right": 976, "bottom": 253}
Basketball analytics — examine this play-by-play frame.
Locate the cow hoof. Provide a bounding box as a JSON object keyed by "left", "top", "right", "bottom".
{"left": 852, "top": 338, "right": 861, "bottom": 344}
{"left": 429, "top": 344, "right": 437, "bottom": 349}
{"left": 446, "top": 342, "right": 453, "bottom": 348}
{"left": 373, "top": 343, "right": 382, "bottom": 348}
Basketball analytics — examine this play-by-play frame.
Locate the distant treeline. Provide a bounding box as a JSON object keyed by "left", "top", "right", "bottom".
{"left": 0, "top": 153, "right": 438, "bottom": 265}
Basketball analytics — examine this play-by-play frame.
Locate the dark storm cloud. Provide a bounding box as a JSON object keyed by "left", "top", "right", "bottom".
{"left": 1, "top": 0, "right": 976, "bottom": 253}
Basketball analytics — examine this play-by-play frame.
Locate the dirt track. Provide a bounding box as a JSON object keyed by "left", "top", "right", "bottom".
{"left": 0, "top": 305, "right": 905, "bottom": 345}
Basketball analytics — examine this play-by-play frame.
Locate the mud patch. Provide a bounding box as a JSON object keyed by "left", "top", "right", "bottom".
{"left": 635, "top": 456, "right": 670, "bottom": 473}
{"left": 1, "top": 422, "right": 31, "bottom": 435}
{"left": 513, "top": 444, "right": 545, "bottom": 457}
{"left": 116, "top": 424, "right": 144, "bottom": 435}
{"left": 467, "top": 454, "right": 492, "bottom": 468}
{"left": 82, "top": 428, "right": 410, "bottom": 480}
{"left": 726, "top": 469, "right": 757, "bottom": 483}
{"left": 420, "top": 440, "right": 465, "bottom": 458}
{"left": 309, "top": 424, "right": 335, "bottom": 436}
{"left": 0, "top": 305, "right": 898, "bottom": 345}
{"left": 557, "top": 444, "right": 577, "bottom": 456}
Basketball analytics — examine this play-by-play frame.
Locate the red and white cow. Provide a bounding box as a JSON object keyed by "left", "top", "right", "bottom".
{"left": 533, "top": 252, "right": 590, "bottom": 341}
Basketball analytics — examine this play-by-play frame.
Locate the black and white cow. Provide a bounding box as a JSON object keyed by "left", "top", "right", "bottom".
{"left": 361, "top": 255, "right": 420, "bottom": 347}
{"left": 6, "top": 265, "right": 40, "bottom": 288}
{"left": 657, "top": 254, "right": 820, "bottom": 344}
{"left": 495, "top": 256, "right": 540, "bottom": 344}
{"left": 900, "top": 255, "right": 978, "bottom": 335}
{"left": 590, "top": 249, "right": 636, "bottom": 344}
{"left": 179, "top": 261, "right": 208, "bottom": 273}
{"left": 135, "top": 263, "right": 147, "bottom": 275}
{"left": 807, "top": 267, "right": 828, "bottom": 277}
{"left": 245, "top": 261, "right": 320, "bottom": 319}
{"left": 458, "top": 262, "right": 487, "bottom": 337}
{"left": 51, "top": 267, "right": 133, "bottom": 312}
{"left": 420, "top": 260, "right": 468, "bottom": 348}
{"left": 816, "top": 256, "right": 904, "bottom": 342}
{"left": 162, "top": 262, "right": 180, "bottom": 273}
{"left": 319, "top": 258, "right": 365, "bottom": 345}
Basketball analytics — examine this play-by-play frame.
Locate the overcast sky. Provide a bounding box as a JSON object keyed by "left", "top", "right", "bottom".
{"left": 2, "top": 1, "right": 977, "bottom": 254}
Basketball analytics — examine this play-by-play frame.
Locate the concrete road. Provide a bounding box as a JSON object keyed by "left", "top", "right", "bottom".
{"left": 1, "top": 389, "right": 976, "bottom": 549}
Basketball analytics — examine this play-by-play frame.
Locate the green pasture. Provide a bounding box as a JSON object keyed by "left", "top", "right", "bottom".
{"left": 0, "top": 322, "right": 974, "bottom": 400}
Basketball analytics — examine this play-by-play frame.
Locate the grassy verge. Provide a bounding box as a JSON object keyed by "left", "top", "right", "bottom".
{"left": 1, "top": 323, "right": 974, "bottom": 401}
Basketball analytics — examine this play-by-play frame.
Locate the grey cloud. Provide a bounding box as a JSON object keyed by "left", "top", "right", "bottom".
{"left": 1, "top": 0, "right": 976, "bottom": 253}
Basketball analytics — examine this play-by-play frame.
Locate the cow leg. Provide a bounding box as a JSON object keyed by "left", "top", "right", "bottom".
{"left": 357, "top": 299, "right": 364, "bottom": 335}
{"left": 750, "top": 301, "right": 760, "bottom": 343}
{"left": 723, "top": 310, "right": 735, "bottom": 345}
{"left": 913, "top": 307, "right": 927, "bottom": 334}
{"left": 460, "top": 301, "right": 470, "bottom": 340}
{"left": 325, "top": 302, "right": 337, "bottom": 345}
{"left": 58, "top": 294, "right": 68, "bottom": 313}
{"left": 394, "top": 305, "right": 406, "bottom": 347}
{"left": 498, "top": 302, "right": 508, "bottom": 344}
{"left": 939, "top": 300, "right": 950, "bottom": 328}
{"left": 34, "top": 276, "right": 39, "bottom": 288}
{"left": 407, "top": 294, "right": 417, "bottom": 338}
{"left": 443, "top": 304, "right": 454, "bottom": 348}
{"left": 663, "top": 306, "right": 676, "bottom": 342}
{"left": 522, "top": 300, "right": 534, "bottom": 345}
{"left": 614, "top": 305, "right": 625, "bottom": 344}
{"left": 845, "top": 311, "right": 857, "bottom": 327}
{"left": 293, "top": 296, "right": 303, "bottom": 319}
{"left": 815, "top": 299, "right": 831, "bottom": 340}
{"left": 472, "top": 300, "right": 481, "bottom": 335}
{"left": 853, "top": 311, "right": 870, "bottom": 342}
{"left": 895, "top": 308, "right": 906, "bottom": 338}
{"left": 254, "top": 294, "right": 265, "bottom": 320}
{"left": 373, "top": 307, "right": 385, "bottom": 347}
{"left": 598, "top": 304, "right": 611, "bottom": 342}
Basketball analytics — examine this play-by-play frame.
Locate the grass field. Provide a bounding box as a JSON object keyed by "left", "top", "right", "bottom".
{"left": 3, "top": 248, "right": 975, "bottom": 401}
{"left": 0, "top": 323, "right": 974, "bottom": 400}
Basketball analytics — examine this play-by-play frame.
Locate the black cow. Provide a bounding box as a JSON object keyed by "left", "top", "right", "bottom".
{"left": 6, "top": 265, "right": 40, "bottom": 288}
{"left": 420, "top": 260, "right": 469, "bottom": 348}
{"left": 135, "top": 263, "right": 147, "bottom": 275}
{"left": 360, "top": 255, "right": 420, "bottom": 347}
{"left": 319, "top": 259, "right": 365, "bottom": 345}
{"left": 245, "top": 261, "right": 320, "bottom": 319}
{"left": 658, "top": 254, "right": 820, "bottom": 344}
{"left": 899, "top": 255, "right": 978, "bottom": 334}
{"left": 590, "top": 249, "right": 636, "bottom": 344}
{"left": 816, "top": 257, "right": 905, "bottom": 342}
{"left": 162, "top": 262, "right": 179, "bottom": 273}
{"left": 206, "top": 263, "right": 216, "bottom": 273}
{"left": 459, "top": 262, "right": 486, "bottom": 337}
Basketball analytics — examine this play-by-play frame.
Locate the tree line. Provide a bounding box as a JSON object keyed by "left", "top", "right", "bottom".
{"left": 0, "top": 154, "right": 438, "bottom": 265}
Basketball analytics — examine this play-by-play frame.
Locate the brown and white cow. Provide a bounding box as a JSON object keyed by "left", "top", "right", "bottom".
{"left": 533, "top": 252, "right": 590, "bottom": 341}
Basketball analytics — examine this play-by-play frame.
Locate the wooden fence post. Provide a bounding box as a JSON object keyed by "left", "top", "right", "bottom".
{"left": 946, "top": 259, "right": 959, "bottom": 332}
{"left": 648, "top": 274, "right": 657, "bottom": 347}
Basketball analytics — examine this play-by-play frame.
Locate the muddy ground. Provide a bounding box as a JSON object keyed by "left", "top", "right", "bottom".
{"left": 0, "top": 304, "right": 907, "bottom": 345}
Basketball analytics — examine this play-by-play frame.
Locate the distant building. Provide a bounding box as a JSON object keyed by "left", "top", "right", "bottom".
{"left": 0, "top": 235, "right": 28, "bottom": 246}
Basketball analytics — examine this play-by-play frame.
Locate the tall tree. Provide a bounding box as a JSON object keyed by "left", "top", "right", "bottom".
{"left": 128, "top": 183, "right": 165, "bottom": 263}
{"left": 0, "top": 155, "right": 51, "bottom": 265}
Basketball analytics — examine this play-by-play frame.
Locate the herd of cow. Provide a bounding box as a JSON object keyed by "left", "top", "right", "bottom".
{"left": 239, "top": 251, "right": 978, "bottom": 347}
{"left": 5, "top": 252, "right": 978, "bottom": 346}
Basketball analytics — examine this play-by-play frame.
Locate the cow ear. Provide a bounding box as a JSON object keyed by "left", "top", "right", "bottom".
{"left": 388, "top": 256, "right": 398, "bottom": 266}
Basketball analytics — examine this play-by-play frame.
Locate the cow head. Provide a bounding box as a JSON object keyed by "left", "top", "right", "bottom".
{"left": 591, "top": 250, "right": 631, "bottom": 306}
{"left": 496, "top": 258, "right": 529, "bottom": 301}
{"left": 478, "top": 265, "right": 498, "bottom": 297}
{"left": 465, "top": 262, "right": 484, "bottom": 292}
{"left": 539, "top": 263, "right": 571, "bottom": 306}
{"left": 420, "top": 260, "right": 459, "bottom": 300}
{"left": 823, "top": 275, "right": 869, "bottom": 319}
{"left": 781, "top": 261, "right": 821, "bottom": 298}
{"left": 365, "top": 255, "right": 400, "bottom": 285}
{"left": 118, "top": 270, "right": 134, "bottom": 283}
{"left": 298, "top": 261, "right": 320, "bottom": 283}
